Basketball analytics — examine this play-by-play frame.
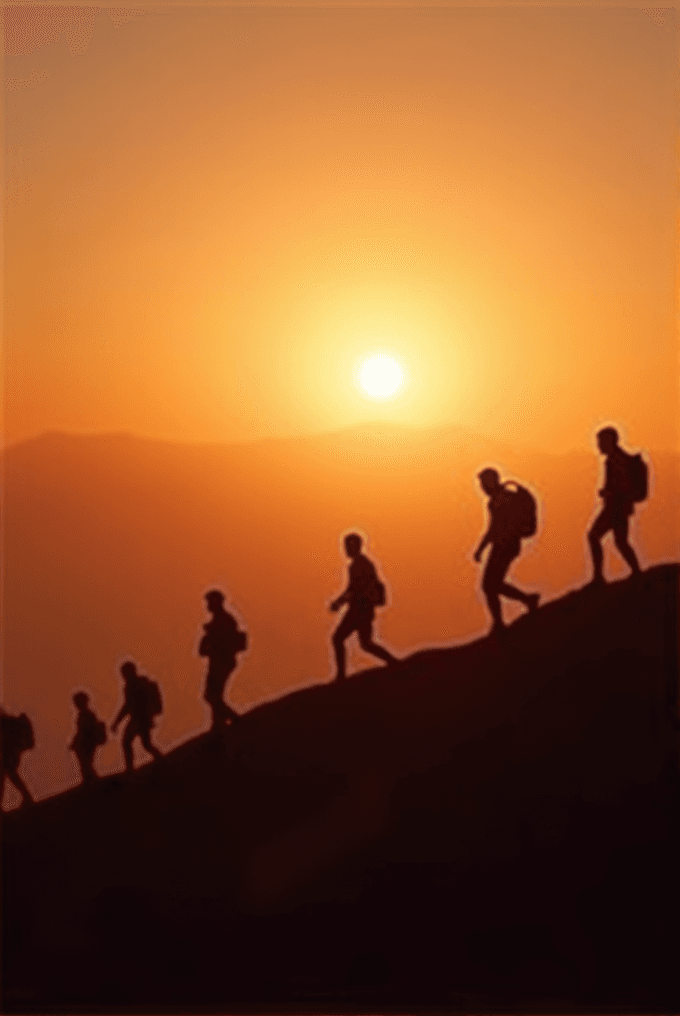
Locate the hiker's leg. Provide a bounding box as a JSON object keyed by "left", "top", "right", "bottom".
{"left": 205, "top": 667, "right": 227, "bottom": 728}
{"left": 139, "top": 725, "right": 162, "bottom": 761}
{"left": 481, "top": 546, "right": 506, "bottom": 627}
{"left": 332, "top": 613, "right": 356, "bottom": 679}
{"left": 613, "top": 519, "right": 641, "bottom": 575}
{"left": 8, "top": 766, "right": 33, "bottom": 806}
{"left": 493, "top": 542, "right": 533, "bottom": 605}
{"left": 82, "top": 751, "right": 98, "bottom": 783}
{"left": 588, "top": 510, "right": 612, "bottom": 581}
{"left": 357, "top": 617, "right": 397, "bottom": 666}
{"left": 122, "top": 724, "right": 136, "bottom": 771}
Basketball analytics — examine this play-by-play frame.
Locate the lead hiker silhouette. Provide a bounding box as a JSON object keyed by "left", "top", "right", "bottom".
{"left": 330, "top": 532, "right": 398, "bottom": 681}
{"left": 111, "top": 661, "right": 163, "bottom": 771}
{"left": 0, "top": 708, "right": 34, "bottom": 810}
{"left": 587, "top": 426, "right": 645, "bottom": 585}
{"left": 474, "top": 468, "right": 540, "bottom": 634}
{"left": 199, "top": 589, "right": 247, "bottom": 730}
{"left": 69, "top": 691, "right": 106, "bottom": 785}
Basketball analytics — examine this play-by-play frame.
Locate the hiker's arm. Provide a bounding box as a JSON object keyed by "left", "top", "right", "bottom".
{"left": 474, "top": 527, "right": 492, "bottom": 562}
{"left": 110, "top": 704, "right": 128, "bottom": 733}
{"left": 330, "top": 583, "right": 351, "bottom": 612}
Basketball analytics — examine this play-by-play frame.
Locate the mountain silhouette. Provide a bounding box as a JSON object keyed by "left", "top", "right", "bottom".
{"left": 3, "top": 425, "right": 678, "bottom": 802}
{"left": 4, "top": 565, "right": 678, "bottom": 1012}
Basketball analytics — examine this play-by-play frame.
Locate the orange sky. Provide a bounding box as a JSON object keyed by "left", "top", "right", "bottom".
{"left": 3, "top": 3, "right": 678, "bottom": 452}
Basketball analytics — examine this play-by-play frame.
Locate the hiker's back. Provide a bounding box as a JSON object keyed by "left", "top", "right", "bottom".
{"left": 128, "top": 674, "right": 162, "bottom": 721}
{"left": 200, "top": 610, "right": 246, "bottom": 658}
{"left": 1, "top": 712, "right": 34, "bottom": 760}
{"left": 607, "top": 448, "right": 648, "bottom": 505}
{"left": 491, "top": 483, "right": 537, "bottom": 542}
{"left": 348, "top": 554, "right": 384, "bottom": 609}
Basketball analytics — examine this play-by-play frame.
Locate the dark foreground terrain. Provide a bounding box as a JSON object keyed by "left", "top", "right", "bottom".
{"left": 3, "top": 565, "right": 679, "bottom": 1013}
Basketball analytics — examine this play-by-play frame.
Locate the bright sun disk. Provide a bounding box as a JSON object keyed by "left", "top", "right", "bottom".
{"left": 359, "top": 355, "right": 405, "bottom": 400}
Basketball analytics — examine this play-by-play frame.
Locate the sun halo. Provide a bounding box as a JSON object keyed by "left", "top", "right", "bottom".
{"left": 359, "top": 354, "right": 405, "bottom": 400}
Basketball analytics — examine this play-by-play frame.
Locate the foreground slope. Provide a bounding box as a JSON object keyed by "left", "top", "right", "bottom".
{"left": 3, "top": 565, "right": 679, "bottom": 1012}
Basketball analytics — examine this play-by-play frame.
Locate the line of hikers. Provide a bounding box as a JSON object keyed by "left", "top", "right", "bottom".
{"left": 1, "top": 426, "right": 648, "bottom": 806}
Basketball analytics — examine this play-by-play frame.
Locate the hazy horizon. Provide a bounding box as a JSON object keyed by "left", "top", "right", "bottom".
{"left": 4, "top": 4, "right": 678, "bottom": 453}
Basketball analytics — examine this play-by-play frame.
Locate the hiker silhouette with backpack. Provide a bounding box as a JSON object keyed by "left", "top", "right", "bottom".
{"left": 111, "top": 661, "right": 163, "bottom": 771}
{"left": 199, "top": 589, "right": 248, "bottom": 730}
{"left": 330, "top": 532, "right": 398, "bottom": 681}
{"left": 0, "top": 709, "right": 35, "bottom": 809}
{"left": 474, "top": 468, "right": 540, "bottom": 634}
{"left": 69, "top": 691, "right": 106, "bottom": 784}
{"left": 587, "top": 426, "right": 645, "bottom": 585}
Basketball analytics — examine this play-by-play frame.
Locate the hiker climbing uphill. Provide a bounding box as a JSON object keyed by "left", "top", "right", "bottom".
{"left": 111, "top": 661, "right": 163, "bottom": 771}
{"left": 330, "top": 532, "right": 398, "bottom": 680}
{"left": 587, "top": 426, "right": 645, "bottom": 585}
{"left": 473, "top": 468, "right": 540, "bottom": 634}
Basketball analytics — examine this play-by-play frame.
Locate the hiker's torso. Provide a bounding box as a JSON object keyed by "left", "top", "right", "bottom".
{"left": 603, "top": 448, "right": 634, "bottom": 512}
{"left": 487, "top": 487, "right": 521, "bottom": 546}
{"left": 347, "top": 554, "right": 378, "bottom": 612}
{"left": 202, "top": 610, "right": 240, "bottom": 660}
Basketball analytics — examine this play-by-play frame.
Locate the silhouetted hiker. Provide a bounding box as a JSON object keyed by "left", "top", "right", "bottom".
{"left": 588, "top": 427, "right": 645, "bottom": 585}
{"left": 111, "top": 661, "right": 163, "bottom": 771}
{"left": 0, "top": 709, "right": 35, "bottom": 809}
{"left": 474, "top": 468, "right": 540, "bottom": 634}
{"left": 199, "top": 589, "right": 247, "bottom": 730}
{"left": 69, "top": 692, "right": 106, "bottom": 785}
{"left": 330, "top": 533, "right": 398, "bottom": 680}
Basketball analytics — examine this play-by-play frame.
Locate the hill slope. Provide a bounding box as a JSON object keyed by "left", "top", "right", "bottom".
{"left": 3, "top": 565, "right": 679, "bottom": 1012}
{"left": 3, "top": 425, "right": 678, "bottom": 802}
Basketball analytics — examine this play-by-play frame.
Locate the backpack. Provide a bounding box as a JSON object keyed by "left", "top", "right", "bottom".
{"left": 235, "top": 629, "right": 248, "bottom": 653}
{"left": 501, "top": 482, "right": 538, "bottom": 538}
{"left": 627, "top": 453, "right": 648, "bottom": 503}
{"left": 2, "top": 713, "right": 35, "bottom": 753}
{"left": 138, "top": 676, "right": 163, "bottom": 718}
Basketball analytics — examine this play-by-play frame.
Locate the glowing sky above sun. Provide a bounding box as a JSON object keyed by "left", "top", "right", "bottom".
{"left": 2, "top": 5, "right": 677, "bottom": 451}
{"left": 359, "top": 355, "right": 405, "bottom": 400}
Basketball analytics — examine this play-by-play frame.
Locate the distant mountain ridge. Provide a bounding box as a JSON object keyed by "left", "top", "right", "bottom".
{"left": 4, "top": 565, "right": 679, "bottom": 1012}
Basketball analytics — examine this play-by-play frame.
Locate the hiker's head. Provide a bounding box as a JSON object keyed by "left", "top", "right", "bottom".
{"left": 344, "top": 533, "right": 362, "bottom": 558}
{"left": 73, "top": 691, "right": 89, "bottom": 709}
{"left": 120, "top": 660, "right": 137, "bottom": 681}
{"left": 205, "top": 589, "right": 225, "bottom": 611}
{"left": 597, "top": 427, "right": 619, "bottom": 454}
{"left": 478, "top": 468, "right": 501, "bottom": 495}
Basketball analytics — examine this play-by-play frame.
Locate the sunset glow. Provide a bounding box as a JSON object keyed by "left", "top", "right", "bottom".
{"left": 359, "top": 355, "right": 405, "bottom": 400}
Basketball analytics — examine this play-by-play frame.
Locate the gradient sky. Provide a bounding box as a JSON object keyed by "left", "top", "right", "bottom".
{"left": 3, "top": 3, "right": 678, "bottom": 452}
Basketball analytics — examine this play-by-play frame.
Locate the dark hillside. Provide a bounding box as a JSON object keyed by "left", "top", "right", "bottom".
{"left": 3, "top": 565, "right": 678, "bottom": 1013}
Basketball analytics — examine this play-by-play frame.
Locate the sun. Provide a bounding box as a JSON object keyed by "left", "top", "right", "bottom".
{"left": 359, "top": 354, "right": 405, "bottom": 400}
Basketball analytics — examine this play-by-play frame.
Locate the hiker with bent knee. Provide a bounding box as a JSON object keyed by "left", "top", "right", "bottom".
{"left": 474, "top": 468, "right": 540, "bottom": 635}
{"left": 330, "top": 532, "right": 398, "bottom": 681}
{"left": 587, "top": 426, "right": 645, "bottom": 585}
{"left": 111, "top": 661, "right": 163, "bottom": 771}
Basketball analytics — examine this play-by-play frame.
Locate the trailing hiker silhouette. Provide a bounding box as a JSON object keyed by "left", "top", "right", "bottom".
{"left": 69, "top": 691, "right": 106, "bottom": 785}
{"left": 587, "top": 426, "right": 644, "bottom": 585}
{"left": 330, "top": 532, "right": 398, "bottom": 681}
{"left": 111, "top": 661, "right": 163, "bottom": 771}
{"left": 474, "top": 468, "right": 540, "bottom": 634}
{"left": 0, "top": 709, "right": 35, "bottom": 809}
{"left": 199, "top": 589, "right": 247, "bottom": 730}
